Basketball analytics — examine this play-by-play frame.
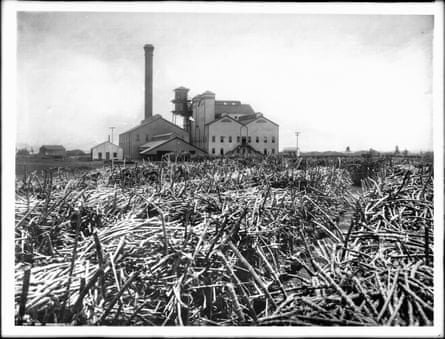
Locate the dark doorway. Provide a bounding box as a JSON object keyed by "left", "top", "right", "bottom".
{"left": 241, "top": 137, "right": 247, "bottom": 146}
{"left": 106, "top": 152, "right": 110, "bottom": 160}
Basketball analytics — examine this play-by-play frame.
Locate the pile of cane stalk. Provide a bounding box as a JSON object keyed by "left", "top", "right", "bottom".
{"left": 14, "top": 158, "right": 433, "bottom": 326}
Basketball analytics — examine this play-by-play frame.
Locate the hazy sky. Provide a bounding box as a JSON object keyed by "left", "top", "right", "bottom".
{"left": 17, "top": 11, "right": 433, "bottom": 152}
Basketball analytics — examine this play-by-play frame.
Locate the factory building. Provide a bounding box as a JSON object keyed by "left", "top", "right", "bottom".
{"left": 119, "top": 114, "right": 190, "bottom": 159}
{"left": 119, "top": 44, "right": 279, "bottom": 160}
{"left": 172, "top": 88, "right": 279, "bottom": 157}
{"left": 91, "top": 141, "right": 123, "bottom": 161}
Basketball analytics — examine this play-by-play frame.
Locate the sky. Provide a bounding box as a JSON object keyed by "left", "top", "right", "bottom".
{"left": 16, "top": 10, "right": 434, "bottom": 152}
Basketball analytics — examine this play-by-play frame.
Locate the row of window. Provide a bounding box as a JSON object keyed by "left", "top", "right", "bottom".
{"left": 211, "top": 136, "right": 276, "bottom": 143}
{"left": 211, "top": 148, "right": 275, "bottom": 155}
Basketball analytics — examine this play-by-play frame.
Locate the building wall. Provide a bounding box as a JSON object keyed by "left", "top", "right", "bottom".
{"left": 207, "top": 117, "right": 244, "bottom": 156}
{"left": 119, "top": 117, "right": 189, "bottom": 159}
{"left": 191, "top": 92, "right": 215, "bottom": 150}
{"left": 245, "top": 118, "right": 279, "bottom": 156}
{"left": 206, "top": 117, "right": 279, "bottom": 157}
{"left": 91, "top": 142, "right": 123, "bottom": 160}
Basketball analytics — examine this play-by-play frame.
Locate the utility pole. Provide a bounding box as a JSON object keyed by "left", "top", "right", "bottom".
{"left": 295, "top": 131, "right": 300, "bottom": 157}
{"left": 109, "top": 127, "right": 116, "bottom": 144}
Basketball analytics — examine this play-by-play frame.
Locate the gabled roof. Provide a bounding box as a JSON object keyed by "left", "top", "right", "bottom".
{"left": 91, "top": 141, "right": 121, "bottom": 151}
{"left": 120, "top": 114, "right": 186, "bottom": 135}
{"left": 205, "top": 114, "right": 243, "bottom": 127}
{"left": 239, "top": 114, "right": 279, "bottom": 127}
{"left": 206, "top": 113, "right": 278, "bottom": 127}
{"left": 237, "top": 114, "right": 258, "bottom": 124}
{"left": 139, "top": 136, "right": 206, "bottom": 155}
{"left": 40, "top": 145, "right": 65, "bottom": 151}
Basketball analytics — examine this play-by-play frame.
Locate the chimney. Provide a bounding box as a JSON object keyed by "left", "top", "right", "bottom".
{"left": 144, "top": 44, "right": 154, "bottom": 121}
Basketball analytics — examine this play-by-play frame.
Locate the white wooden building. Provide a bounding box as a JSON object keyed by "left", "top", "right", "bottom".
{"left": 91, "top": 141, "right": 123, "bottom": 161}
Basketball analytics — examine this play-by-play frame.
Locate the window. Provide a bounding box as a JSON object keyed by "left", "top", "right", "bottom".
{"left": 264, "top": 149, "right": 267, "bottom": 155}
{"left": 220, "top": 136, "right": 225, "bottom": 143}
{"left": 113, "top": 152, "right": 117, "bottom": 158}
{"left": 237, "top": 136, "right": 240, "bottom": 143}
{"left": 136, "top": 134, "right": 140, "bottom": 142}
{"left": 98, "top": 152, "right": 102, "bottom": 160}
{"left": 256, "top": 136, "right": 259, "bottom": 143}
{"left": 145, "top": 135, "right": 149, "bottom": 142}
{"left": 264, "top": 136, "right": 268, "bottom": 143}
{"left": 212, "top": 136, "right": 216, "bottom": 143}
{"left": 212, "top": 148, "right": 215, "bottom": 154}
{"left": 248, "top": 136, "right": 251, "bottom": 143}
{"left": 271, "top": 149, "right": 275, "bottom": 154}
{"left": 229, "top": 136, "right": 232, "bottom": 143}
{"left": 272, "top": 136, "right": 275, "bottom": 143}
{"left": 220, "top": 148, "right": 224, "bottom": 155}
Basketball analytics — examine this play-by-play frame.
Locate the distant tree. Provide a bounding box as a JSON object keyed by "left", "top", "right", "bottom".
{"left": 403, "top": 149, "right": 408, "bottom": 156}
{"left": 16, "top": 148, "right": 29, "bottom": 156}
{"left": 345, "top": 146, "right": 351, "bottom": 153}
{"left": 395, "top": 145, "right": 400, "bottom": 154}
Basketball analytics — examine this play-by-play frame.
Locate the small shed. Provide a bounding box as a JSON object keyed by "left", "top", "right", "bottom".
{"left": 39, "top": 145, "right": 66, "bottom": 158}
{"left": 91, "top": 141, "right": 123, "bottom": 161}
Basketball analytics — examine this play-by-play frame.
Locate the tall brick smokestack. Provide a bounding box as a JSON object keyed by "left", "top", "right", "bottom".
{"left": 144, "top": 44, "right": 154, "bottom": 120}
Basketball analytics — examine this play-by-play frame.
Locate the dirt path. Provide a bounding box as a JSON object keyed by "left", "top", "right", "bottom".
{"left": 338, "top": 185, "right": 363, "bottom": 233}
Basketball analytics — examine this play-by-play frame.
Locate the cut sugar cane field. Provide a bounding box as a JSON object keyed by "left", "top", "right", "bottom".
{"left": 14, "top": 154, "right": 434, "bottom": 326}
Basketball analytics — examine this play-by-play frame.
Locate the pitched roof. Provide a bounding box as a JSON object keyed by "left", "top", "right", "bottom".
{"left": 238, "top": 114, "right": 279, "bottom": 127}
{"left": 237, "top": 114, "right": 258, "bottom": 124}
{"left": 139, "top": 136, "right": 206, "bottom": 155}
{"left": 91, "top": 141, "right": 121, "bottom": 150}
{"left": 120, "top": 114, "right": 185, "bottom": 135}
{"left": 205, "top": 114, "right": 243, "bottom": 126}
{"left": 139, "top": 139, "right": 172, "bottom": 153}
{"left": 206, "top": 113, "right": 278, "bottom": 127}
